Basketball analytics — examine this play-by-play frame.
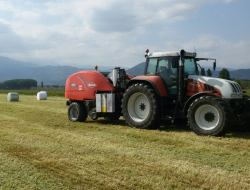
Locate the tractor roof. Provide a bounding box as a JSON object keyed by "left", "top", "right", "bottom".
{"left": 147, "top": 51, "right": 197, "bottom": 58}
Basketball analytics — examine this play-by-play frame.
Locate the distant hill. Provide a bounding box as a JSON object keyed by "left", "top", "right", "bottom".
{"left": 0, "top": 56, "right": 39, "bottom": 69}
{"left": 126, "top": 62, "right": 145, "bottom": 77}
{"left": 0, "top": 56, "right": 125, "bottom": 85}
{"left": 1, "top": 56, "right": 249, "bottom": 86}
{"left": 229, "top": 69, "right": 250, "bottom": 80}
{"left": 0, "top": 65, "right": 82, "bottom": 85}
{"left": 197, "top": 68, "right": 250, "bottom": 79}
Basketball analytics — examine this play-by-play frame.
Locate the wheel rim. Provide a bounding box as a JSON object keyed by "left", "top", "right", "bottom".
{"left": 195, "top": 104, "right": 220, "bottom": 130}
{"left": 70, "top": 106, "right": 79, "bottom": 119}
{"left": 127, "top": 92, "right": 150, "bottom": 122}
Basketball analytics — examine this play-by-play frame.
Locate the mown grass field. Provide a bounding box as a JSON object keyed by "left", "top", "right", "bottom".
{"left": 0, "top": 93, "right": 250, "bottom": 190}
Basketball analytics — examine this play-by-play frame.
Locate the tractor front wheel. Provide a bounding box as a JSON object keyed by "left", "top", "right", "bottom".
{"left": 122, "top": 84, "right": 161, "bottom": 129}
{"left": 188, "top": 96, "right": 233, "bottom": 136}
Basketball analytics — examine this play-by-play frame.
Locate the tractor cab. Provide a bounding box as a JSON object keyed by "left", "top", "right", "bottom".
{"left": 144, "top": 50, "right": 198, "bottom": 95}
{"left": 144, "top": 49, "right": 216, "bottom": 96}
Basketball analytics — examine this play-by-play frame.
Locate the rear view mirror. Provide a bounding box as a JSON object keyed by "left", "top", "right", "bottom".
{"left": 172, "top": 58, "right": 178, "bottom": 68}
{"left": 213, "top": 61, "right": 216, "bottom": 70}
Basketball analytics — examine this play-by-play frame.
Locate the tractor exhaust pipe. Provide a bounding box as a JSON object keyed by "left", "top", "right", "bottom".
{"left": 178, "top": 50, "right": 185, "bottom": 107}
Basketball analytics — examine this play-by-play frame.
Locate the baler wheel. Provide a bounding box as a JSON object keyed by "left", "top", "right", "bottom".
{"left": 68, "top": 102, "right": 88, "bottom": 122}
{"left": 122, "top": 83, "right": 161, "bottom": 129}
{"left": 188, "top": 96, "right": 233, "bottom": 136}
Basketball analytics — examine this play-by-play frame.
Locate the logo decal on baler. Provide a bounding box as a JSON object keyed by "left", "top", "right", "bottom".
{"left": 87, "top": 82, "right": 97, "bottom": 88}
{"left": 77, "top": 76, "right": 97, "bottom": 90}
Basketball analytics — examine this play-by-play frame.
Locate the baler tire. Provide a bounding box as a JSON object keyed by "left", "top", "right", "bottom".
{"left": 188, "top": 96, "right": 233, "bottom": 136}
{"left": 122, "top": 83, "right": 161, "bottom": 129}
{"left": 68, "top": 102, "right": 88, "bottom": 122}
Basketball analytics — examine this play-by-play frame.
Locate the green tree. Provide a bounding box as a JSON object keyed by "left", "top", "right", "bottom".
{"left": 218, "top": 68, "right": 230, "bottom": 80}
{"left": 234, "top": 79, "right": 242, "bottom": 86}
{"left": 0, "top": 79, "right": 37, "bottom": 89}
{"left": 201, "top": 68, "right": 206, "bottom": 76}
{"left": 41, "top": 81, "right": 43, "bottom": 88}
{"left": 206, "top": 69, "right": 212, "bottom": 77}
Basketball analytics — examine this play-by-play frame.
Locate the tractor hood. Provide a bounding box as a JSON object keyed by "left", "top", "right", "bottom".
{"left": 188, "top": 75, "right": 243, "bottom": 99}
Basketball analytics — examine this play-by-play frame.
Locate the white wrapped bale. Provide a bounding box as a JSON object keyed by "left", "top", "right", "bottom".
{"left": 37, "top": 91, "right": 47, "bottom": 100}
{"left": 7, "top": 92, "right": 19, "bottom": 102}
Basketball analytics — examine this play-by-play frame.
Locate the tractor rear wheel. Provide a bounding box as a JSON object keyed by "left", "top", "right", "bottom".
{"left": 122, "top": 83, "right": 161, "bottom": 129}
{"left": 188, "top": 96, "right": 233, "bottom": 136}
{"left": 68, "top": 102, "right": 88, "bottom": 122}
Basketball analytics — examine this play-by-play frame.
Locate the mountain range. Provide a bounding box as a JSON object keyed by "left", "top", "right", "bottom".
{"left": 1, "top": 56, "right": 250, "bottom": 86}
{"left": 0, "top": 56, "right": 125, "bottom": 85}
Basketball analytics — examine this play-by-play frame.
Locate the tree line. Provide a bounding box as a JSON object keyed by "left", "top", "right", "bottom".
{"left": 0, "top": 79, "right": 37, "bottom": 89}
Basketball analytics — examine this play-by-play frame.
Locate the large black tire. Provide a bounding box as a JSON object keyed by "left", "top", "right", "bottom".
{"left": 68, "top": 102, "right": 88, "bottom": 122}
{"left": 188, "top": 96, "right": 233, "bottom": 136}
{"left": 232, "top": 98, "right": 250, "bottom": 131}
{"left": 122, "top": 83, "right": 161, "bottom": 129}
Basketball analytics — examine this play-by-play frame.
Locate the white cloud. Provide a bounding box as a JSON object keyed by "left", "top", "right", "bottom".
{"left": 0, "top": 1, "right": 14, "bottom": 11}
{"left": 164, "top": 34, "right": 250, "bottom": 69}
{"left": 0, "top": 0, "right": 249, "bottom": 69}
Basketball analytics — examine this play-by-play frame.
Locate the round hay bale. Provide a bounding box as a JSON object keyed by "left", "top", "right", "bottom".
{"left": 7, "top": 92, "right": 19, "bottom": 102}
{"left": 37, "top": 91, "right": 47, "bottom": 100}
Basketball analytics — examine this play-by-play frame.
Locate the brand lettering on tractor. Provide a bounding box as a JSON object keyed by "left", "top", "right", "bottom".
{"left": 190, "top": 81, "right": 200, "bottom": 87}
{"left": 87, "top": 82, "right": 97, "bottom": 88}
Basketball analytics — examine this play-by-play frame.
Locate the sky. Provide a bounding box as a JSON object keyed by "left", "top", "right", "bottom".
{"left": 0, "top": 0, "right": 250, "bottom": 69}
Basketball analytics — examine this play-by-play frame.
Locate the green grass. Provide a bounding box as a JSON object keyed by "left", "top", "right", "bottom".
{"left": 0, "top": 94, "right": 250, "bottom": 189}
{"left": 245, "top": 89, "right": 250, "bottom": 96}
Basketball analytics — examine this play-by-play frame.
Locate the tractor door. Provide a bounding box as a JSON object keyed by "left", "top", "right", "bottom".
{"left": 156, "top": 57, "right": 178, "bottom": 95}
{"left": 145, "top": 57, "right": 178, "bottom": 95}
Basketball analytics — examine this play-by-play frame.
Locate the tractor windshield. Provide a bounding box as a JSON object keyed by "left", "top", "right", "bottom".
{"left": 184, "top": 58, "right": 198, "bottom": 77}
{"left": 146, "top": 57, "right": 198, "bottom": 77}
{"left": 145, "top": 57, "right": 177, "bottom": 76}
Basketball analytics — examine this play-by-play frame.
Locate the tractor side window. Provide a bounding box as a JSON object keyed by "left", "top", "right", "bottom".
{"left": 156, "top": 57, "right": 177, "bottom": 77}
{"left": 146, "top": 58, "right": 158, "bottom": 75}
{"left": 157, "top": 58, "right": 169, "bottom": 73}
{"left": 184, "top": 58, "right": 197, "bottom": 77}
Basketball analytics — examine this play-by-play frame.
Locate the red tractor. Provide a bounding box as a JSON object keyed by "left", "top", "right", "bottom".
{"left": 65, "top": 49, "right": 250, "bottom": 136}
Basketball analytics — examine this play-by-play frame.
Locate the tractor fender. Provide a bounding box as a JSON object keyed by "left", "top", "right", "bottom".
{"left": 126, "top": 78, "right": 167, "bottom": 96}
{"left": 183, "top": 91, "right": 218, "bottom": 113}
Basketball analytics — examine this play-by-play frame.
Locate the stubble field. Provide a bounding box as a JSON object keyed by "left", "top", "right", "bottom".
{"left": 0, "top": 93, "right": 250, "bottom": 189}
